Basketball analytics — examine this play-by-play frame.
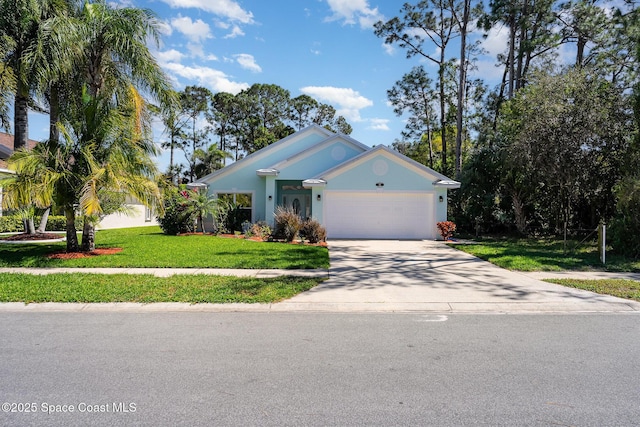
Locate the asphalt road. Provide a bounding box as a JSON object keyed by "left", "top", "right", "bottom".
{"left": 1, "top": 312, "right": 639, "bottom": 426}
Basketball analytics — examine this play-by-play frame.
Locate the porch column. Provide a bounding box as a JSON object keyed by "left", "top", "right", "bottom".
{"left": 265, "top": 175, "right": 276, "bottom": 225}
{"left": 310, "top": 187, "right": 323, "bottom": 223}
{"left": 302, "top": 179, "right": 327, "bottom": 224}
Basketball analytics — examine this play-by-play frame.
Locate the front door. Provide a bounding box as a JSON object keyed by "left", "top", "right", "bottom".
{"left": 282, "top": 193, "right": 311, "bottom": 219}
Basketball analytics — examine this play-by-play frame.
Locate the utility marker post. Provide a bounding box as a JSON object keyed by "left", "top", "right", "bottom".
{"left": 598, "top": 221, "right": 606, "bottom": 265}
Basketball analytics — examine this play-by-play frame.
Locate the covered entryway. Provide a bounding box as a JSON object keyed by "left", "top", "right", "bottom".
{"left": 324, "top": 191, "right": 435, "bottom": 239}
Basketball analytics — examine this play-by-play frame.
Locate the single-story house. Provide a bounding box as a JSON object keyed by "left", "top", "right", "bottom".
{"left": 196, "top": 125, "right": 460, "bottom": 240}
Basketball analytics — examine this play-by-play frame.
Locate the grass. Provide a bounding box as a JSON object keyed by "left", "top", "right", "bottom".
{"left": 0, "top": 273, "right": 325, "bottom": 304}
{"left": 451, "top": 238, "right": 640, "bottom": 272}
{"left": 544, "top": 278, "right": 640, "bottom": 302}
{"left": 0, "top": 226, "right": 329, "bottom": 269}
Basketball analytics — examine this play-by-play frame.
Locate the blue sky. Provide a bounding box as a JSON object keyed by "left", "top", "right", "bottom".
{"left": 27, "top": 0, "right": 514, "bottom": 170}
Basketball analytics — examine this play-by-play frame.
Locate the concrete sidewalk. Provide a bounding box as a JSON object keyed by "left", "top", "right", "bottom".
{"left": 0, "top": 267, "right": 328, "bottom": 278}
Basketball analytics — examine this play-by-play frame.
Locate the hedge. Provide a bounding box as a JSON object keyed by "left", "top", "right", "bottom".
{"left": 0, "top": 215, "right": 83, "bottom": 233}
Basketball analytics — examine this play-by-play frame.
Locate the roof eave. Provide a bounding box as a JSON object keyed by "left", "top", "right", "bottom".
{"left": 256, "top": 168, "right": 279, "bottom": 177}
{"left": 302, "top": 179, "right": 327, "bottom": 188}
{"left": 433, "top": 180, "right": 461, "bottom": 189}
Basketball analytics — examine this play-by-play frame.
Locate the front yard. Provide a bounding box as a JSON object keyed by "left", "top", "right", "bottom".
{"left": 0, "top": 273, "right": 323, "bottom": 303}
{"left": 451, "top": 237, "right": 640, "bottom": 302}
{"left": 0, "top": 226, "right": 328, "bottom": 304}
{"left": 451, "top": 238, "right": 640, "bottom": 272}
{"left": 0, "top": 226, "right": 329, "bottom": 269}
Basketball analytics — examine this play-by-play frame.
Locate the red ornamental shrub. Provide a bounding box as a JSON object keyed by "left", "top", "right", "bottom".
{"left": 436, "top": 221, "right": 456, "bottom": 240}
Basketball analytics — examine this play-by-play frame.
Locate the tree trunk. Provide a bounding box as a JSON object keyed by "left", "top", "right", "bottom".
{"left": 512, "top": 190, "right": 527, "bottom": 235}
{"left": 81, "top": 219, "right": 95, "bottom": 252}
{"left": 14, "top": 85, "right": 29, "bottom": 151}
{"left": 23, "top": 218, "right": 36, "bottom": 235}
{"left": 439, "top": 60, "right": 447, "bottom": 176}
{"left": 36, "top": 207, "right": 51, "bottom": 233}
{"left": 455, "top": 0, "right": 470, "bottom": 179}
{"left": 199, "top": 214, "right": 206, "bottom": 233}
{"left": 576, "top": 35, "right": 586, "bottom": 67}
{"left": 507, "top": 12, "right": 516, "bottom": 99}
{"left": 65, "top": 208, "right": 79, "bottom": 252}
{"left": 49, "top": 84, "right": 60, "bottom": 143}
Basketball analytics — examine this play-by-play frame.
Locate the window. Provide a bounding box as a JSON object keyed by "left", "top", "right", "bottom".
{"left": 217, "top": 193, "right": 253, "bottom": 224}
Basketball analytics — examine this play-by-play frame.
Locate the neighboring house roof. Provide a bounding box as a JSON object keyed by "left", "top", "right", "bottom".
{"left": 0, "top": 132, "right": 39, "bottom": 161}
{"left": 0, "top": 144, "right": 11, "bottom": 160}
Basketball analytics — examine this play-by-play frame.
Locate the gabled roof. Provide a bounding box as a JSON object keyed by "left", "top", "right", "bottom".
{"left": 267, "top": 134, "right": 368, "bottom": 172}
{"left": 314, "top": 145, "right": 460, "bottom": 187}
{"left": 196, "top": 124, "right": 335, "bottom": 183}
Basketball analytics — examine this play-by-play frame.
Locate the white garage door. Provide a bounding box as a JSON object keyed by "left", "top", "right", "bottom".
{"left": 324, "top": 191, "right": 435, "bottom": 239}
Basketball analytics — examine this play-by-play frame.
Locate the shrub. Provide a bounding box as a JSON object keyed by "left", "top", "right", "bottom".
{"left": 247, "top": 221, "right": 271, "bottom": 241}
{"left": 157, "top": 187, "right": 197, "bottom": 235}
{"left": 273, "top": 206, "right": 301, "bottom": 242}
{"left": 436, "top": 221, "right": 457, "bottom": 241}
{"left": 301, "top": 219, "right": 326, "bottom": 243}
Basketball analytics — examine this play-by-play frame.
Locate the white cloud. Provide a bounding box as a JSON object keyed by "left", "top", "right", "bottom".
{"left": 187, "top": 42, "right": 205, "bottom": 58}
{"left": 171, "top": 15, "right": 212, "bottom": 43}
{"left": 163, "top": 62, "right": 249, "bottom": 94}
{"left": 300, "top": 86, "right": 373, "bottom": 122}
{"left": 382, "top": 42, "right": 394, "bottom": 56}
{"left": 159, "top": 0, "right": 254, "bottom": 24}
{"left": 156, "top": 49, "right": 185, "bottom": 63}
{"left": 234, "top": 53, "right": 262, "bottom": 73}
{"left": 368, "top": 118, "right": 390, "bottom": 131}
{"left": 224, "top": 25, "right": 245, "bottom": 39}
{"left": 324, "top": 0, "right": 384, "bottom": 29}
{"left": 469, "top": 60, "right": 503, "bottom": 85}
{"left": 479, "top": 26, "right": 509, "bottom": 58}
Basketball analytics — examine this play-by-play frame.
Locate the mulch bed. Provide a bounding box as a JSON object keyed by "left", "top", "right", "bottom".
{"left": 2, "top": 233, "right": 65, "bottom": 241}
{"left": 46, "top": 248, "right": 123, "bottom": 259}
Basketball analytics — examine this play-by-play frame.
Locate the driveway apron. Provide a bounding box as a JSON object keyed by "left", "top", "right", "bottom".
{"left": 278, "top": 240, "right": 640, "bottom": 313}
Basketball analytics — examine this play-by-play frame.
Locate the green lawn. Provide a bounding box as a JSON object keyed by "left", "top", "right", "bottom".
{"left": 544, "top": 278, "right": 640, "bottom": 302}
{"left": 0, "top": 273, "right": 324, "bottom": 303}
{"left": 0, "top": 226, "right": 329, "bottom": 269}
{"left": 451, "top": 238, "right": 640, "bottom": 272}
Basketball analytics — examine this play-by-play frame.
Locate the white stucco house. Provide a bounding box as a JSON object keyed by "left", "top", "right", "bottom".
{"left": 196, "top": 125, "right": 460, "bottom": 240}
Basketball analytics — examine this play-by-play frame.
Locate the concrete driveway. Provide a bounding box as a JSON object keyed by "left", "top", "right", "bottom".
{"left": 278, "top": 240, "right": 640, "bottom": 313}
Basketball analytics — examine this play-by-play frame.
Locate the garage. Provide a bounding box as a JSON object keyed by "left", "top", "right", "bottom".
{"left": 324, "top": 191, "right": 436, "bottom": 239}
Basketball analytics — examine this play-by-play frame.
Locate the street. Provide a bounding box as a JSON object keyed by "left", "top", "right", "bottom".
{"left": 1, "top": 312, "right": 639, "bottom": 426}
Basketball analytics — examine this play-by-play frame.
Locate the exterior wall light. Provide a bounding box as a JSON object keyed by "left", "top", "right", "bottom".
{"left": 317, "top": 194, "right": 321, "bottom": 201}
{"left": 268, "top": 195, "right": 272, "bottom": 201}
{"left": 439, "top": 196, "right": 444, "bottom": 203}
{"left": 375, "top": 182, "right": 384, "bottom": 187}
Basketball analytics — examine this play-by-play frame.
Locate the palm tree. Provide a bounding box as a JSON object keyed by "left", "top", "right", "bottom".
{"left": 68, "top": 0, "right": 173, "bottom": 250}
{"left": 188, "top": 191, "right": 219, "bottom": 234}
{"left": 4, "top": 87, "right": 163, "bottom": 252}
{"left": 0, "top": 0, "right": 70, "bottom": 149}
{"left": 0, "top": 147, "right": 57, "bottom": 234}
{"left": 193, "top": 145, "right": 232, "bottom": 179}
